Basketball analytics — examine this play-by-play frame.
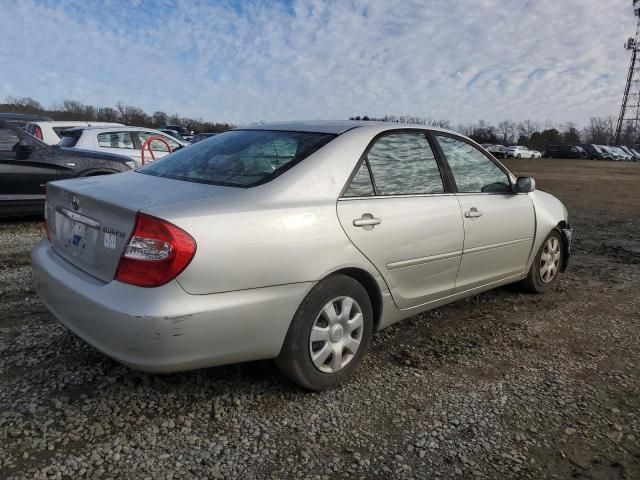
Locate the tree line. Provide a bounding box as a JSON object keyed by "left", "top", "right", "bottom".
{"left": 2, "top": 96, "right": 630, "bottom": 148}
{"left": 1, "top": 96, "right": 233, "bottom": 134}
{"left": 349, "top": 115, "right": 634, "bottom": 150}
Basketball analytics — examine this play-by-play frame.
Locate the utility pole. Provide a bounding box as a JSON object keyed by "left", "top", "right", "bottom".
{"left": 616, "top": 0, "right": 640, "bottom": 145}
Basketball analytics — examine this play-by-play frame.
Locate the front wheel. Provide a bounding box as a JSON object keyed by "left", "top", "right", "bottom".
{"left": 276, "top": 275, "right": 373, "bottom": 390}
{"left": 520, "top": 230, "right": 563, "bottom": 293}
{"left": 517, "top": 153, "right": 522, "bottom": 158}
{"left": 530, "top": 154, "right": 535, "bottom": 159}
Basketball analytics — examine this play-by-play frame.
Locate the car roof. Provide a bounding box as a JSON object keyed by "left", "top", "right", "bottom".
{"left": 237, "top": 120, "right": 458, "bottom": 136}
{"left": 28, "top": 121, "right": 124, "bottom": 126}
{"left": 0, "top": 112, "right": 53, "bottom": 121}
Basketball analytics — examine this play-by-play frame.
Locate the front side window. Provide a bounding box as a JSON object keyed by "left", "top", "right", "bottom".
{"left": 140, "top": 129, "right": 335, "bottom": 187}
{"left": 97, "top": 131, "right": 135, "bottom": 150}
{"left": 436, "top": 135, "right": 511, "bottom": 194}
{"left": 345, "top": 132, "right": 444, "bottom": 196}
{"left": 138, "top": 131, "right": 180, "bottom": 152}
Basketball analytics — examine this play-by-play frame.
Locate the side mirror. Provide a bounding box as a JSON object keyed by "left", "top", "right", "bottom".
{"left": 515, "top": 176, "right": 536, "bottom": 193}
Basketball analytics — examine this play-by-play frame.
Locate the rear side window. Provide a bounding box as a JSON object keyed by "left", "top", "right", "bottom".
{"left": 140, "top": 130, "right": 336, "bottom": 187}
{"left": 59, "top": 132, "right": 81, "bottom": 147}
{"left": 0, "top": 125, "right": 20, "bottom": 152}
{"left": 344, "top": 162, "right": 375, "bottom": 197}
{"left": 436, "top": 135, "right": 511, "bottom": 193}
{"left": 97, "top": 131, "right": 135, "bottom": 149}
{"left": 345, "top": 132, "right": 443, "bottom": 196}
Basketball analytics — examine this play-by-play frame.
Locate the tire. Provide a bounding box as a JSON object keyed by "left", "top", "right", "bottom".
{"left": 520, "top": 230, "right": 563, "bottom": 293}
{"left": 517, "top": 154, "right": 521, "bottom": 158}
{"left": 276, "top": 274, "right": 373, "bottom": 391}
{"left": 530, "top": 154, "right": 535, "bottom": 159}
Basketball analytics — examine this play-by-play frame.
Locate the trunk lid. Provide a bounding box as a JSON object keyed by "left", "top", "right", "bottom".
{"left": 46, "top": 171, "right": 240, "bottom": 282}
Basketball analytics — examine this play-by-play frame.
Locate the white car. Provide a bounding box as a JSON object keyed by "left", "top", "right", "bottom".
{"left": 25, "top": 121, "right": 124, "bottom": 146}
{"left": 506, "top": 146, "right": 537, "bottom": 159}
{"left": 59, "top": 126, "right": 188, "bottom": 166}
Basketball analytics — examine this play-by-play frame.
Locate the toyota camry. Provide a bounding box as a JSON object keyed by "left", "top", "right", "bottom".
{"left": 32, "top": 121, "right": 572, "bottom": 390}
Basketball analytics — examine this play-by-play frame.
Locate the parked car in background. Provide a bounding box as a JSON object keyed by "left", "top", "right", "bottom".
{"left": 59, "top": 126, "right": 188, "bottom": 166}
{"left": 32, "top": 120, "right": 572, "bottom": 390}
{"left": 629, "top": 147, "right": 640, "bottom": 160}
{"left": 0, "top": 119, "right": 132, "bottom": 217}
{"left": 543, "top": 145, "right": 587, "bottom": 159}
{"left": 579, "top": 143, "right": 608, "bottom": 160}
{"left": 612, "top": 146, "right": 632, "bottom": 161}
{"left": 0, "top": 112, "right": 53, "bottom": 129}
{"left": 598, "top": 145, "right": 620, "bottom": 161}
{"left": 191, "top": 132, "right": 219, "bottom": 143}
{"left": 161, "top": 125, "right": 194, "bottom": 142}
{"left": 505, "top": 146, "right": 537, "bottom": 158}
{"left": 618, "top": 145, "right": 639, "bottom": 161}
{"left": 160, "top": 129, "right": 190, "bottom": 143}
{"left": 25, "top": 121, "right": 124, "bottom": 146}
{"left": 484, "top": 144, "right": 507, "bottom": 158}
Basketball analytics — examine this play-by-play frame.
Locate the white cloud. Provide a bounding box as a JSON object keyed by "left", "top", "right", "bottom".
{"left": 0, "top": 0, "right": 632, "bottom": 125}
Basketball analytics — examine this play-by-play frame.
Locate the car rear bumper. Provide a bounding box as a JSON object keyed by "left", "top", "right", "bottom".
{"left": 32, "top": 239, "right": 312, "bottom": 373}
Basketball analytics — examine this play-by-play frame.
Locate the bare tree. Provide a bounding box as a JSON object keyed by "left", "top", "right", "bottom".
{"left": 497, "top": 120, "right": 516, "bottom": 145}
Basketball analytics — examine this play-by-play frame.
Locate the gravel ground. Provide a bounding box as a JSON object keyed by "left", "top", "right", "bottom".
{"left": 1, "top": 159, "right": 639, "bottom": 479}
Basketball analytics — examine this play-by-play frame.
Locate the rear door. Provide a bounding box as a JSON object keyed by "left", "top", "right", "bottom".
{"left": 433, "top": 134, "right": 535, "bottom": 292}
{"left": 337, "top": 130, "right": 463, "bottom": 309}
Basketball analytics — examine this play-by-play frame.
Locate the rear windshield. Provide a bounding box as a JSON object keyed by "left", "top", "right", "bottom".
{"left": 59, "top": 132, "right": 81, "bottom": 147}
{"left": 139, "top": 130, "right": 336, "bottom": 187}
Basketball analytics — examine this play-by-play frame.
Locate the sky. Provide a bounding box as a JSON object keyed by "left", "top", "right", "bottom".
{"left": 0, "top": 0, "right": 634, "bottom": 126}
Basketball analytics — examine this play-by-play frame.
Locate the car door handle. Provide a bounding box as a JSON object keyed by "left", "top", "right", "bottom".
{"left": 353, "top": 214, "right": 381, "bottom": 229}
{"left": 464, "top": 207, "right": 483, "bottom": 218}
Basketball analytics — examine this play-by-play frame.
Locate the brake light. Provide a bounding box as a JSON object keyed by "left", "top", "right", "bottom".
{"left": 33, "top": 126, "right": 43, "bottom": 140}
{"left": 115, "top": 213, "right": 196, "bottom": 287}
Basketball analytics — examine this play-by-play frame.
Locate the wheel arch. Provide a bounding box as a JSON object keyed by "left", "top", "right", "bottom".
{"left": 326, "top": 267, "right": 383, "bottom": 332}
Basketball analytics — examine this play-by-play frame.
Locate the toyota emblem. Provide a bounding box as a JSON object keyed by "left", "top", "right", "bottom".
{"left": 71, "top": 195, "right": 80, "bottom": 211}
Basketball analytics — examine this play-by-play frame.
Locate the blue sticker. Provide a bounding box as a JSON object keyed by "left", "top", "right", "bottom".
{"left": 72, "top": 235, "right": 82, "bottom": 246}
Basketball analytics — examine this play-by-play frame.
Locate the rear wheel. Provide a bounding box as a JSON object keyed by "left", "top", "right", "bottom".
{"left": 276, "top": 275, "right": 373, "bottom": 390}
{"left": 520, "top": 230, "right": 563, "bottom": 293}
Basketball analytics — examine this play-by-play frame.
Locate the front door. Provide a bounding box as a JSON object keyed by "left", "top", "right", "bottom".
{"left": 433, "top": 134, "right": 535, "bottom": 292}
{"left": 337, "top": 131, "right": 464, "bottom": 309}
{"left": 0, "top": 122, "right": 59, "bottom": 204}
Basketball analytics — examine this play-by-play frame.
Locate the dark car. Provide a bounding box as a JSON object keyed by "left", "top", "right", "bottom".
{"left": 0, "top": 119, "right": 133, "bottom": 217}
{"left": 191, "top": 132, "right": 219, "bottom": 143}
{"left": 542, "top": 145, "right": 587, "bottom": 159}
{"left": 161, "top": 125, "right": 193, "bottom": 142}
{"left": 579, "top": 143, "right": 608, "bottom": 160}
{"left": 0, "top": 112, "right": 53, "bottom": 130}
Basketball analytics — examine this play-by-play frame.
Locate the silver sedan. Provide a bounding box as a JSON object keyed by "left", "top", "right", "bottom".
{"left": 32, "top": 121, "right": 572, "bottom": 390}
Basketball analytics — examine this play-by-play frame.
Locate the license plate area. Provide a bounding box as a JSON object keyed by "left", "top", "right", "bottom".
{"left": 55, "top": 208, "right": 101, "bottom": 265}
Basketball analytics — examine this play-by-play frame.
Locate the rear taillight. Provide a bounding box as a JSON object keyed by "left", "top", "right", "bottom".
{"left": 115, "top": 213, "right": 196, "bottom": 287}
{"left": 33, "top": 126, "right": 43, "bottom": 140}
